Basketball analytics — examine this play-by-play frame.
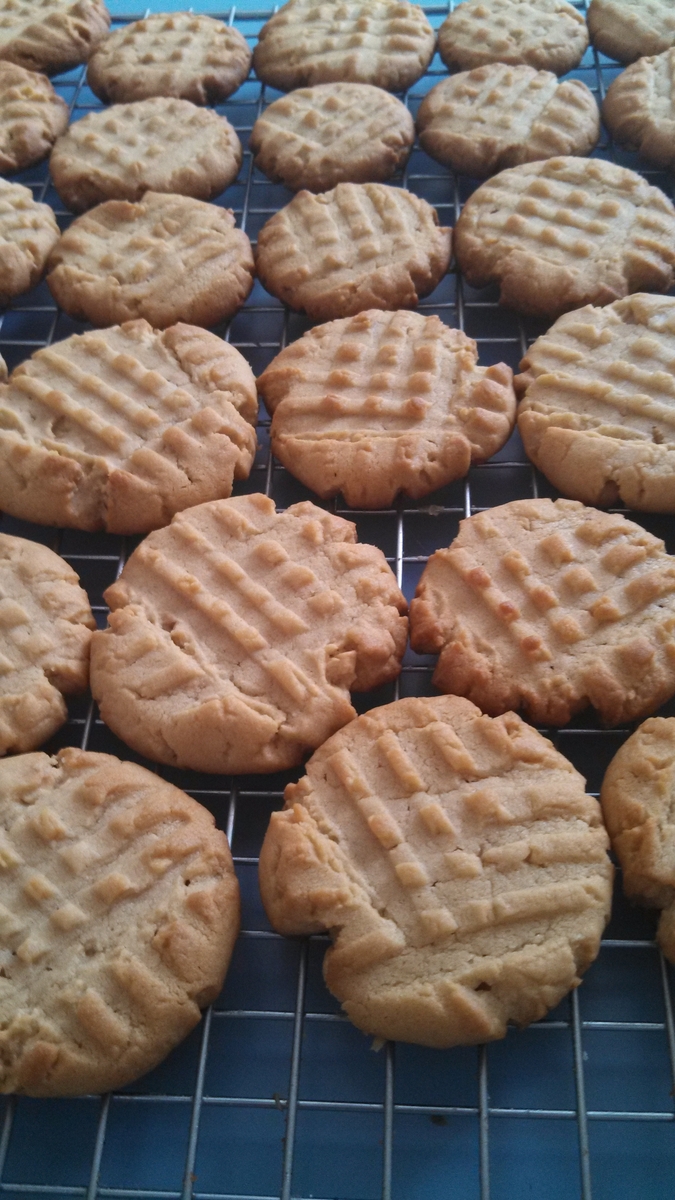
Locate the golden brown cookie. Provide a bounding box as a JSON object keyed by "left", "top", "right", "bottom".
{"left": 0, "top": 178, "right": 59, "bottom": 305}
{"left": 438, "top": 0, "right": 588, "bottom": 75}
{"left": 0, "top": 63, "right": 68, "bottom": 173}
{"left": 253, "top": 0, "right": 435, "bottom": 93}
{"left": 87, "top": 12, "right": 251, "bottom": 105}
{"left": 0, "top": 534, "right": 94, "bottom": 755}
{"left": 602, "top": 49, "right": 675, "bottom": 168}
{"left": 515, "top": 294, "right": 675, "bottom": 512}
{"left": 259, "top": 309, "right": 516, "bottom": 507}
{"left": 417, "top": 66, "right": 599, "bottom": 179}
{"left": 50, "top": 98, "right": 242, "bottom": 213}
{"left": 46, "top": 192, "right": 255, "bottom": 330}
{"left": 601, "top": 717, "right": 675, "bottom": 961}
{"left": 90, "top": 494, "right": 408, "bottom": 774}
{"left": 250, "top": 83, "right": 414, "bottom": 192}
{"left": 256, "top": 183, "right": 451, "bottom": 322}
{"left": 259, "top": 694, "right": 612, "bottom": 1047}
{"left": 588, "top": 0, "right": 675, "bottom": 64}
{"left": 454, "top": 156, "right": 675, "bottom": 319}
{"left": 0, "top": 746, "right": 239, "bottom": 1095}
{"left": 0, "top": 0, "right": 109, "bottom": 75}
{"left": 0, "top": 320, "right": 257, "bottom": 534}
{"left": 410, "top": 498, "right": 675, "bottom": 727}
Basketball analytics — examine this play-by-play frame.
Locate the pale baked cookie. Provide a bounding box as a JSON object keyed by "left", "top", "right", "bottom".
{"left": 438, "top": 0, "right": 588, "bottom": 76}
{"left": 259, "top": 310, "right": 516, "bottom": 508}
{"left": 46, "top": 192, "right": 255, "bottom": 330}
{"left": 417, "top": 66, "right": 599, "bottom": 179}
{"left": 603, "top": 50, "right": 675, "bottom": 168}
{"left": 516, "top": 295, "right": 675, "bottom": 513}
{"left": 259, "top": 694, "right": 612, "bottom": 1047}
{"left": 454, "top": 157, "right": 675, "bottom": 319}
{"left": 250, "top": 83, "right": 414, "bottom": 193}
{"left": 50, "top": 98, "right": 242, "bottom": 213}
{"left": 410, "top": 498, "right": 675, "bottom": 727}
{"left": 0, "top": 534, "right": 94, "bottom": 756}
{"left": 0, "top": 178, "right": 59, "bottom": 305}
{"left": 256, "top": 183, "right": 451, "bottom": 322}
{"left": 588, "top": 0, "right": 675, "bottom": 64}
{"left": 0, "top": 747, "right": 239, "bottom": 1095}
{"left": 0, "top": 320, "right": 257, "bottom": 534}
{"left": 0, "top": 0, "right": 109, "bottom": 75}
{"left": 90, "top": 494, "right": 408, "bottom": 774}
{"left": 253, "top": 0, "right": 435, "bottom": 93}
{"left": 87, "top": 12, "right": 251, "bottom": 105}
{"left": 601, "top": 717, "right": 675, "bottom": 961}
{"left": 0, "top": 63, "right": 68, "bottom": 174}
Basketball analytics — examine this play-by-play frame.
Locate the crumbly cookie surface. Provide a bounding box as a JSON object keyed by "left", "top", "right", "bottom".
{"left": 454, "top": 156, "right": 675, "bottom": 319}
{"left": 259, "top": 694, "right": 612, "bottom": 1047}
{"left": 250, "top": 83, "right": 414, "bottom": 193}
{"left": 87, "top": 12, "right": 251, "bottom": 105}
{"left": 46, "top": 192, "right": 255, "bottom": 329}
{"left": 0, "top": 535, "right": 94, "bottom": 756}
{"left": 516, "top": 294, "right": 675, "bottom": 512}
{"left": 0, "top": 320, "right": 257, "bottom": 534}
{"left": 50, "top": 98, "right": 242, "bottom": 213}
{"left": 90, "top": 494, "right": 408, "bottom": 774}
{"left": 601, "top": 717, "right": 675, "bottom": 961}
{"left": 0, "top": 178, "right": 59, "bottom": 306}
{"left": 259, "top": 310, "right": 516, "bottom": 507}
{"left": 437, "top": 0, "right": 588, "bottom": 75}
{"left": 602, "top": 49, "right": 675, "bottom": 169}
{"left": 417, "top": 66, "right": 599, "bottom": 179}
{"left": 252, "top": 0, "right": 435, "bottom": 93}
{"left": 0, "top": 747, "right": 239, "bottom": 1096}
{"left": 410, "top": 498, "right": 675, "bottom": 727}
{"left": 0, "top": 0, "right": 109, "bottom": 74}
{"left": 256, "top": 183, "right": 451, "bottom": 322}
{"left": 0, "top": 63, "right": 68, "bottom": 173}
{"left": 588, "top": 0, "right": 675, "bottom": 63}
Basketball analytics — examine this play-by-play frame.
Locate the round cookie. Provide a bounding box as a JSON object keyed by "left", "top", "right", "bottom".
{"left": 46, "top": 192, "right": 255, "bottom": 330}
{"left": 437, "top": 0, "right": 588, "bottom": 76}
{"left": 0, "top": 178, "right": 59, "bottom": 305}
{"left": 516, "top": 294, "right": 675, "bottom": 513}
{"left": 601, "top": 717, "right": 675, "bottom": 961}
{"left": 0, "top": 747, "right": 239, "bottom": 1096}
{"left": 417, "top": 66, "right": 599, "bottom": 179}
{"left": 0, "top": 63, "right": 68, "bottom": 173}
{"left": 252, "top": 0, "right": 435, "bottom": 93}
{"left": 0, "top": 0, "right": 109, "bottom": 75}
{"left": 87, "top": 12, "right": 251, "bottom": 106}
{"left": 0, "top": 534, "right": 94, "bottom": 756}
{"left": 50, "top": 98, "right": 242, "bottom": 213}
{"left": 250, "top": 83, "right": 414, "bottom": 193}
{"left": 259, "top": 310, "right": 516, "bottom": 508}
{"left": 0, "top": 320, "right": 257, "bottom": 534}
{"left": 259, "top": 694, "right": 612, "bottom": 1048}
{"left": 90, "top": 493, "right": 408, "bottom": 774}
{"left": 587, "top": 0, "right": 675, "bottom": 64}
{"left": 410, "top": 497, "right": 675, "bottom": 728}
{"left": 256, "top": 183, "right": 451, "bottom": 322}
{"left": 453, "top": 156, "right": 675, "bottom": 320}
{"left": 602, "top": 49, "right": 675, "bottom": 169}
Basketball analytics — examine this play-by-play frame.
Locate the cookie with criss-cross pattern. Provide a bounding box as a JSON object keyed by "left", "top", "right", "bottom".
{"left": 411, "top": 498, "right": 675, "bottom": 727}
{"left": 587, "top": 0, "right": 675, "bottom": 64}
{"left": 438, "top": 0, "right": 588, "bottom": 75}
{"left": 0, "top": 177, "right": 59, "bottom": 305}
{"left": 602, "top": 49, "right": 675, "bottom": 168}
{"left": 253, "top": 0, "right": 435, "bottom": 93}
{"left": 0, "top": 0, "right": 109, "bottom": 75}
{"left": 0, "top": 63, "right": 68, "bottom": 173}
{"left": 0, "top": 747, "right": 239, "bottom": 1095}
{"left": 256, "top": 183, "right": 451, "bottom": 321}
{"left": 87, "top": 12, "right": 251, "bottom": 104}
{"left": 259, "top": 693, "right": 612, "bottom": 1047}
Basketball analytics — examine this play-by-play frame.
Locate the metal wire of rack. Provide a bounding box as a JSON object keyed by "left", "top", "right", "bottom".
{"left": 0, "top": 1, "right": 674, "bottom": 1197}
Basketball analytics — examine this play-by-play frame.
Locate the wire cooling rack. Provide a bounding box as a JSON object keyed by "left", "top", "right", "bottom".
{"left": 0, "top": 1, "right": 674, "bottom": 1197}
